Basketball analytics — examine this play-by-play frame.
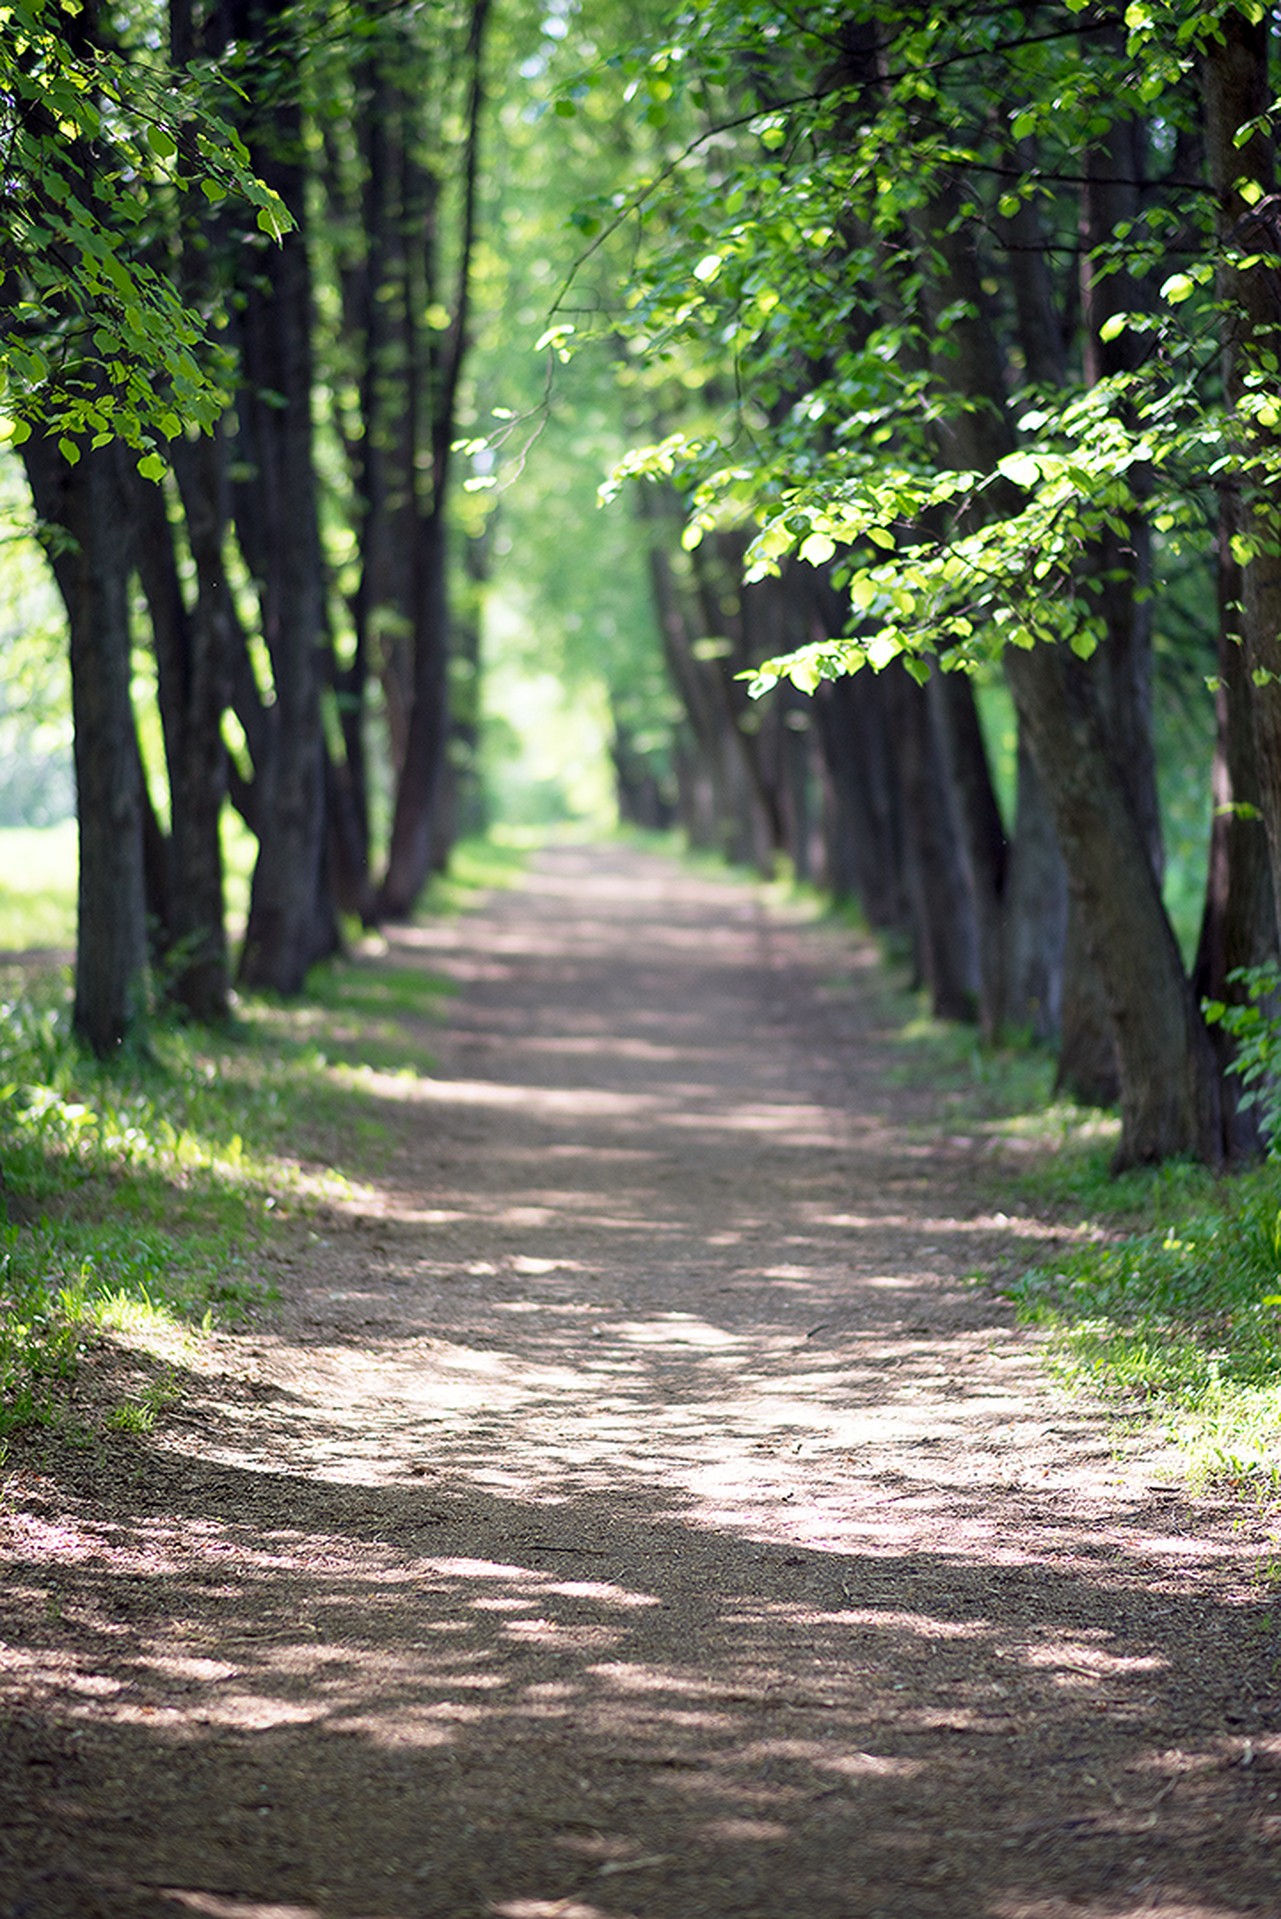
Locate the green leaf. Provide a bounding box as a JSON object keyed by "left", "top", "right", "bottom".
{"left": 1160, "top": 272, "right": 1195, "bottom": 305}
{"left": 799, "top": 531, "right": 836, "bottom": 566}
{"left": 256, "top": 200, "right": 291, "bottom": 241}
{"left": 750, "top": 521, "right": 796, "bottom": 565}
{"left": 996, "top": 451, "right": 1040, "bottom": 488}
{"left": 137, "top": 451, "right": 166, "bottom": 482}
{"left": 146, "top": 124, "right": 177, "bottom": 161}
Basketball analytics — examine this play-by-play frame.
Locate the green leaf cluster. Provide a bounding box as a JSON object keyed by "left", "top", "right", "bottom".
{"left": 565, "top": 0, "right": 1276, "bottom": 695}
{"left": 0, "top": 0, "right": 290, "bottom": 465}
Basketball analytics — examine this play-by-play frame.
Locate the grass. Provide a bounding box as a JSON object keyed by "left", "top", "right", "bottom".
{"left": 1000, "top": 1156, "right": 1281, "bottom": 1487}
{"left": 0, "top": 830, "right": 526, "bottom": 1449}
{"left": 0, "top": 821, "right": 77, "bottom": 950}
{"left": 888, "top": 999, "right": 1281, "bottom": 1488}
{"left": 419, "top": 827, "right": 534, "bottom": 911}
{"left": 791, "top": 907, "right": 1281, "bottom": 1492}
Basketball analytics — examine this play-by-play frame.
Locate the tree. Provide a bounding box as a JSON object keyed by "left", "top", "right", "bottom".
{"left": 554, "top": 0, "right": 1275, "bottom": 1166}
{"left": 315, "top": 0, "right": 495, "bottom": 920}
{"left": 1, "top": 0, "right": 288, "bottom": 1047}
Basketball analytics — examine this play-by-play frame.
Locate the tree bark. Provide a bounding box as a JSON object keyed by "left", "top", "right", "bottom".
{"left": 929, "top": 668, "right": 1007, "bottom": 1038}
{"left": 232, "top": 0, "right": 336, "bottom": 990}
{"left": 1003, "top": 742, "right": 1067, "bottom": 1042}
{"left": 1006, "top": 643, "right": 1223, "bottom": 1165}
{"left": 891, "top": 666, "right": 980, "bottom": 1021}
{"left": 375, "top": 0, "right": 492, "bottom": 916}
{"left": 134, "top": 436, "right": 231, "bottom": 1022}
{"left": 1192, "top": 490, "right": 1277, "bottom": 1158}
{"left": 814, "top": 671, "right": 910, "bottom": 930}
{"left": 1203, "top": 8, "right": 1281, "bottom": 952}
{"left": 915, "top": 180, "right": 1064, "bottom": 1041}
{"left": 24, "top": 436, "right": 148, "bottom": 1052}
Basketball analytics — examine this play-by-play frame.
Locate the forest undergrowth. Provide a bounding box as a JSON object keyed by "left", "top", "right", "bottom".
{"left": 2, "top": 828, "right": 1281, "bottom": 1497}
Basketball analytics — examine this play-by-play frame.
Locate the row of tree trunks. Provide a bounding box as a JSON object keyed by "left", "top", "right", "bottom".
{"left": 640, "top": 37, "right": 1268, "bottom": 1166}
{"left": 16, "top": 0, "right": 497, "bottom": 1050}
{"left": 908, "top": 151, "right": 1236, "bottom": 1165}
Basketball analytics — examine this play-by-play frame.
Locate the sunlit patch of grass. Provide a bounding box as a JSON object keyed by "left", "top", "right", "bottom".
{"left": 105, "top": 1367, "right": 179, "bottom": 1435}
{"left": 0, "top": 822, "right": 77, "bottom": 951}
{"left": 221, "top": 809, "right": 257, "bottom": 944}
{"left": 1003, "top": 1164, "right": 1281, "bottom": 1486}
{"left": 1015, "top": 1142, "right": 1226, "bottom": 1234}
{"left": 279, "top": 948, "right": 456, "bottom": 1078}
{"left": 0, "top": 1237, "right": 82, "bottom": 1437}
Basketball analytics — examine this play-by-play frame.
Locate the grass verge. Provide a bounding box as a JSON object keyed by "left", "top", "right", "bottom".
{"left": 1000, "top": 1153, "right": 1281, "bottom": 1488}
{"left": 0, "top": 832, "right": 525, "bottom": 1451}
{"left": 890, "top": 998, "right": 1281, "bottom": 1488}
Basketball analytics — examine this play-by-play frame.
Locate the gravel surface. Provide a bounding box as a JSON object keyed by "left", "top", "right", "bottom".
{"left": 3, "top": 841, "right": 1280, "bottom": 1919}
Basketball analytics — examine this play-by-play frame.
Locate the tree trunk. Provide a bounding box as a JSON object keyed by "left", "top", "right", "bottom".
{"left": 1203, "top": 8, "right": 1281, "bottom": 953}
{"left": 891, "top": 666, "right": 979, "bottom": 1021}
{"left": 1003, "top": 743, "right": 1067, "bottom": 1042}
{"left": 375, "top": 0, "right": 491, "bottom": 916}
{"left": 1000, "top": 133, "right": 1118, "bottom": 1086}
{"left": 379, "top": 508, "right": 451, "bottom": 916}
{"left": 233, "top": 0, "right": 336, "bottom": 991}
{"left": 929, "top": 668, "right": 1007, "bottom": 1039}
{"left": 814, "top": 671, "right": 910, "bottom": 930}
{"left": 643, "top": 508, "right": 775, "bottom": 865}
{"left": 1192, "top": 492, "right": 1277, "bottom": 1158}
{"left": 915, "top": 182, "right": 1064, "bottom": 1041}
{"left": 1006, "top": 643, "right": 1223, "bottom": 1166}
{"left": 24, "top": 435, "right": 148, "bottom": 1052}
{"left": 135, "top": 435, "right": 231, "bottom": 1022}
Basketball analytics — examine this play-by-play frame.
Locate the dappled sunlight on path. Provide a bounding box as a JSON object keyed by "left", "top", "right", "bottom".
{"left": 3, "top": 845, "right": 1279, "bottom": 1919}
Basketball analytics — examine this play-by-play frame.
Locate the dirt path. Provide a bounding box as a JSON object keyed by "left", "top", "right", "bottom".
{"left": 3, "top": 842, "right": 1280, "bottom": 1919}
